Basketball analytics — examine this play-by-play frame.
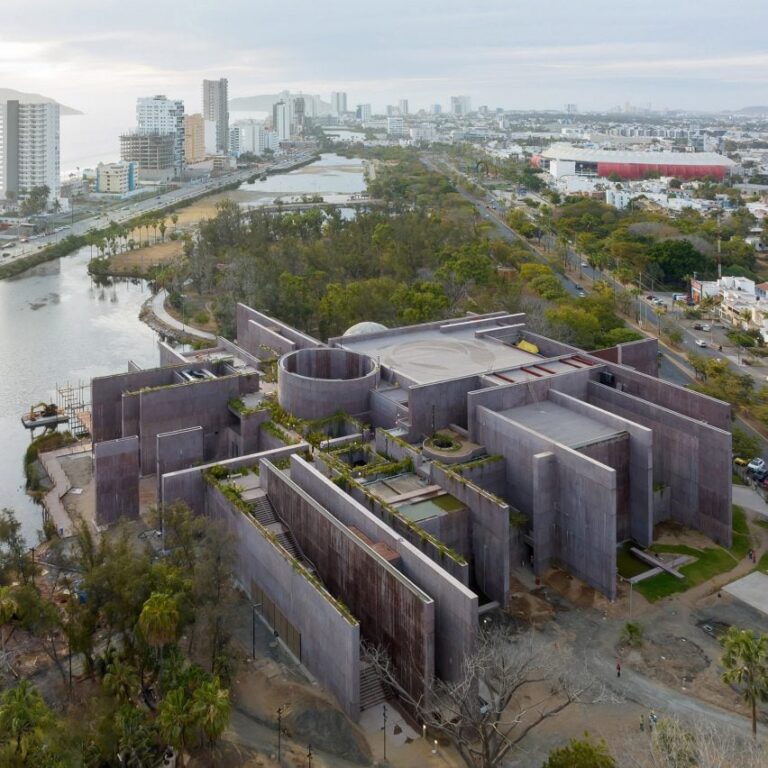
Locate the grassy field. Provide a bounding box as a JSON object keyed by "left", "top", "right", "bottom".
{"left": 617, "top": 542, "right": 651, "bottom": 578}
{"left": 634, "top": 506, "right": 751, "bottom": 602}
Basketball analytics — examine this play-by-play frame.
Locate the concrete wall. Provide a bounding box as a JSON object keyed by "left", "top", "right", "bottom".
{"left": 430, "top": 462, "right": 511, "bottom": 605}
{"left": 159, "top": 443, "right": 308, "bottom": 514}
{"left": 133, "top": 376, "right": 249, "bottom": 475}
{"left": 237, "top": 303, "right": 323, "bottom": 354}
{"left": 615, "top": 338, "right": 659, "bottom": 376}
{"left": 262, "top": 461, "right": 435, "bottom": 704}
{"left": 548, "top": 389, "right": 653, "bottom": 545}
{"left": 408, "top": 375, "right": 482, "bottom": 437}
{"left": 94, "top": 436, "right": 139, "bottom": 526}
{"left": 206, "top": 483, "right": 361, "bottom": 718}
{"left": 158, "top": 341, "right": 187, "bottom": 366}
{"left": 474, "top": 406, "right": 619, "bottom": 598}
{"left": 587, "top": 381, "right": 732, "bottom": 546}
{"left": 289, "top": 455, "right": 477, "bottom": 683}
{"left": 278, "top": 349, "right": 377, "bottom": 420}
{"left": 156, "top": 427, "right": 204, "bottom": 501}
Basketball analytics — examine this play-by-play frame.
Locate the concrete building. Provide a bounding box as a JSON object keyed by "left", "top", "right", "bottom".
{"left": 398, "top": 99, "right": 409, "bottom": 116}
{"left": 386, "top": 117, "right": 405, "bottom": 137}
{"left": 356, "top": 104, "right": 372, "bottom": 124}
{"left": 135, "top": 95, "right": 185, "bottom": 177}
{"left": 331, "top": 91, "right": 348, "bottom": 116}
{"left": 204, "top": 120, "right": 217, "bottom": 156}
{"left": 95, "top": 162, "right": 137, "bottom": 194}
{"left": 202, "top": 78, "right": 229, "bottom": 154}
{"left": 119, "top": 133, "right": 175, "bottom": 183}
{"left": 0, "top": 100, "right": 60, "bottom": 201}
{"left": 90, "top": 303, "right": 732, "bottom": 722}
{"left": 451, "top": 95, "right": 472, "bottom": 116}
{"left": 183, "top": 114, "right": 206, "bottom": 164}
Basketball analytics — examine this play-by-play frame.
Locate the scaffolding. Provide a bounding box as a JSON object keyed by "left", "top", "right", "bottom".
{"left": 55, "top": 382, "right": 91, "bottom": 438}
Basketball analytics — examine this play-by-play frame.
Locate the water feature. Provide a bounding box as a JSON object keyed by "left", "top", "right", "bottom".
{"left": 0, "top": 249, "right": 158, "bottom": 541}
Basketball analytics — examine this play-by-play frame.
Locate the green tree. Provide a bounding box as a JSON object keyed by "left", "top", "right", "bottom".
{"left": 102, "top": 657, "right": 140, "bottom": 705}
{"left": 0, "top": 681, "right": 53, "bottom": 761}
{"left": 543, "top": 733, "right": 616, "bottom": 768}
{"left": 720, "top": 626, "right": 768, "bottom": 737}
{"left": 0, "top": 586, "right": 18, "bottom": 677}
{"left": 19, "top": 186, "right": 50, "bottom": 217}
{"left": 648, "top": 240, "right": 710, "bottom": 285}
{"left": 733, "top": 427, "right": 760, "bottom": 460}
{"left": 138, "top": 592, "right": 180, "bottom": 656}
{"left": 157, "top": 688, "right": 196, "bottom": 767}
{"left": 192, "top": 676, "right": 230, "bottom": 747}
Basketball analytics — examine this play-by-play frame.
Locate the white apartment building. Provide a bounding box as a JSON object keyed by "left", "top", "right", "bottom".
{"left": 0, "top": 100, "right": 60, "bottom": 201}
{"left": 410, "top": 123, "right": 436, "bottom": 143}
{"left": 202, "top": 79, "right": 229, "bottom": 154}
{"left": 386, "top": 117, "right": 405, "bottom": 137}
{"left": 135, "top": 95, "right": 185, "bottom": 176}
{"left": 273, "top": 102, "right": 290, "bottom": 142}
{"left": 398, "top": 99, "right": 409, "bottom": 116}
{"left": 356, "top": 104, "right": 372, "bottom": 123}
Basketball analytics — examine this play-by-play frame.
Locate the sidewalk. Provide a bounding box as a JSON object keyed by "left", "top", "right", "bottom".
{"left": 148, "top": 290, "right": 216, "bottom": 342}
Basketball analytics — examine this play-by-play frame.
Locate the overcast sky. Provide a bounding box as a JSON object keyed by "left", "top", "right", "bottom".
{"left": 3, "top": 0, "right": 766, "bottom": 166}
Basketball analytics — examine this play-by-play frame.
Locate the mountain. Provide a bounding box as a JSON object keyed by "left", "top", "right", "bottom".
{"left": 735, "top": 106, "right": 768, "bottom": 116}
{"left": 0, "top": 88, "right": 82, "bottom": 115}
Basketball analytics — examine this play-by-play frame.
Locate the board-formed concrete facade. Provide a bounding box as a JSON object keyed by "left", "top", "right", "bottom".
{"left": 89, "top": 303, "right": 733, "bottom": 718}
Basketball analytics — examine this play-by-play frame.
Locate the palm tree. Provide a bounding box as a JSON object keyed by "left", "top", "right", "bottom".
{"left": 0, "top": 587, "right": 18, "bottom": 677}
{"left": 721, "top": 626, "right": 768, "bottom": 737}
{"left": 159, "top": 218, "right": 167, "bottom": 242}
{"left": 138, "top": 592, "right": 179, "bottom": 656}
{"left": 102, "top": 657, "right": 139, "bottom": 705}
{"left": 0, "top": 680, "right": 52, "bottom": 759}
{"left": 158, "top": 688, "right": 196, "bottom": 767}
{"left": 192, "top": 676, "right": 230, "bottom": 747}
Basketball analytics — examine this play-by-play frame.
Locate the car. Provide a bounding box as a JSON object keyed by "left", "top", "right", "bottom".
{"left": 701, "top": 324, "right": 711, "bottom": 331}
{"left": 578, "top": 290, "right": 586, "bottom": 298}
{"left": 734, "top": 457, "right": 749, "bottom": 466}
{"left": 581, "top": 261, "right": 589, "bottom": 268}
{"left": 646, "top": 294, "right": 655, "bottom": 300}
{"left": 754, "top": 468, "right": 768, "bottom": 483}
{"left": 747, "top": 457, "right": 766, "bottom": 473}
{"left": 695, "top": 339, "right": 707, "bottom": 347}
{"left": 693, "top": 323, "right": 703, "bottom": 330}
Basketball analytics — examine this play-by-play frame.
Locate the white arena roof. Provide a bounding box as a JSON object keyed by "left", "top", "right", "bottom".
{"left": 541, "top": 143, "right": 735, "bottom": 167}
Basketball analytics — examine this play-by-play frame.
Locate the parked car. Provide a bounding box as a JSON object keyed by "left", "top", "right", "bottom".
{"left": 693, "top": 323, "right": 703, "bottom": 330}
{"left": 695, "top": 339, "right": 707, "bottom": 347}
{"left": 747, "top": 457, "right": 766, "bottom": 473}
{"left": 753, "top": 468, "right": 768, "bottom": 483}
{"left": 702, "top": 324, "right": 711, "bottom": 332}
{"left": 734, "top": 457, "right": 749, "bottom": 466}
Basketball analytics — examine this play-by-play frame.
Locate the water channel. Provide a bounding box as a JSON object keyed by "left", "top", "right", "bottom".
{"left": 0, "top": 154, "right": 366, "bottom": 542}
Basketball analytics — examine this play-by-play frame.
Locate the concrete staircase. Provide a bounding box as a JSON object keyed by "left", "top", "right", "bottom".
{"left": 249, "top": 494, "right": 308, "bottom": 566}
{"left": 359, "top": 662, "right": 387, "bottom": 710}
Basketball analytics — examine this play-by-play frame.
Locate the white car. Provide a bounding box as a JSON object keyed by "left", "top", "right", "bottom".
{"left": 695, "top": 339, "right": 707, "bottom": 347}
{"left": 701, "top": 324, "right": 711, "bottom": 332}
{"left": 748, "top": 457, "right": 766, "bottom": 473}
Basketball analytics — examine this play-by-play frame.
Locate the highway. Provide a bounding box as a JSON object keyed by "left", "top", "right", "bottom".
{"left": 1, "top": 151, "right": 317, "bottom": 265}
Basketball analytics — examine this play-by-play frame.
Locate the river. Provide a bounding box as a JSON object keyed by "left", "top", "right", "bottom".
{"left": 0, "top": 153, "right": 366, "bottom": 543}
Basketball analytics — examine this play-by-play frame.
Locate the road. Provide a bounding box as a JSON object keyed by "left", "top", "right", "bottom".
{"left": 1, "top": 151, "right": 317, "bottom": 265}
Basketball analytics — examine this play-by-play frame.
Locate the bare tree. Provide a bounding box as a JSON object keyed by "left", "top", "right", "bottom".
{"left": 365, "top": 626, "right": 599, "bottom": 768}
{"left": 622, "top": 716, "right": 768, "bottom": 768}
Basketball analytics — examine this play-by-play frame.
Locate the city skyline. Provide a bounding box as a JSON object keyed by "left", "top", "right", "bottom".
{"left": 2, "top": 0, "right": 767, "bottom": 122}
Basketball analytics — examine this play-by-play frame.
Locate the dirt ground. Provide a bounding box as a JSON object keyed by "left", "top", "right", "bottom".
{"left": 110, "top": 240, "right": 183, "bottom": 272}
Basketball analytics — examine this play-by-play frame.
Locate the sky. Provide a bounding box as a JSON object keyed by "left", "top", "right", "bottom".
{"left": 2, "top": 0, "right": 767, "bottom": 167}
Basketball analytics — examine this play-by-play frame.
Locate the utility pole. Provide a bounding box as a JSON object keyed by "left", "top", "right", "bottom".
{"left": 307, "top": 744, "right": 313, "bottom": 768}
{"left": 382, "top": 704, "right": 387, "bottom": 761}
{"left": 277, "top": 706, "right": 284, "bottom": 763}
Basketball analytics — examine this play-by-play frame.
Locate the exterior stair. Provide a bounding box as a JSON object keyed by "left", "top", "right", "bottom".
{"left": 251, "top": 495, "right": 277, "bottom": 526}
{"left": 359, "top": 662, "right": 387, "bottom": 710}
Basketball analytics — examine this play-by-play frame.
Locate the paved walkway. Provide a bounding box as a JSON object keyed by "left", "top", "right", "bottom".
{"left": 149, "top": 290, "right": 216, "bottom": 341}
{"left": 39, "top": 442, "right": 92, "bottom": 537}
{"left": 733, "top": 484, "right": 768, "bottom": 517}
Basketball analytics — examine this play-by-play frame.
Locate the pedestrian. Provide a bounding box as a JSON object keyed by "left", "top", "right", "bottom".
{"left": 640, "top": 714, "right": 645, "bottom": 732}
{"left": 616, "top": 660, "right": 621, "bottom": 678}
{"left": 749, "top": 549, "right": 753, "bottom": 562}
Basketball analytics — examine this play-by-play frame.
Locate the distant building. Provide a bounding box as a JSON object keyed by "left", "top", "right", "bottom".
{"left": 430, "top": 104, "right": 442, "bottom": 115}
{"left": 184, "top": 114, "right": 206, "bottom": 164}
{"left": 292, "top": 96, "right": 305, "bottom": 134}
{"left": 273, "top": 101, "right": 290, "bottom": 141}
{"left": 534, "top": 143, "right": 736, "bottom": 182}
{"left": 450, "top": 95, "right": 471, "bottom": 116}
{"left": 95, "top": 162, "right": 138, "bottom": 194}
{"left": 398, "top": 99, "right": 409, "bottom": 116}
{"left": 386, "top": 117, "right": 405, "bottom": 137}
{"left": 410, "top": 123, "right": 436, "bottom": 143}
{"left": 202, "top": 78, "right": 229, "bottom": 154}
{"left": 204, "top": 120, "right": 217, "bottom": 155}
{"left": 331, "top": 91, "right": 347, "bottom": 116}
{"left": 119, "top": 132, "right": 176, "bottom": 183}
{"left": 356, "top": 104, "right": 372, "bottom": 123}
{"left": 0, "top": 100, "right": 60, "bottom": 201}
{"left": 135, "top": 95, "right": 185, "bottom": 177}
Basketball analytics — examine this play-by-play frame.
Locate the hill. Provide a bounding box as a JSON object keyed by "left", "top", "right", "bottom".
{"left": 0, "top": 88, "right": 81, "bottom": 115}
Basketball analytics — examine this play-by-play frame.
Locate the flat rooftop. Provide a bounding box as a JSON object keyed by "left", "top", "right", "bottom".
{"left": 499, "top": 401, "right": 624, "bottom": 449}
{"left": 340, "top": 326, "right": 541, "bottom": 384}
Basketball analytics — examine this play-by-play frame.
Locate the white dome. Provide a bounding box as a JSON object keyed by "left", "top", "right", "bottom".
{"left": 342, "top": 321, "right": 388, "bottom": 337}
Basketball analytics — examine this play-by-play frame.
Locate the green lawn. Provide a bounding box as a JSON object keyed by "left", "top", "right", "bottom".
{"left": 617, "top": 542, "right": 650, "bottom": 578}
{"left": 634, "top": 506, "right": 751, "bottom": 603}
